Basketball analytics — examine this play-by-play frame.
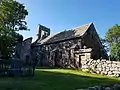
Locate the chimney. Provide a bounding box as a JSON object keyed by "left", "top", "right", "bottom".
{"left": 36, "top": 24, "right": 41, "bottom": 40}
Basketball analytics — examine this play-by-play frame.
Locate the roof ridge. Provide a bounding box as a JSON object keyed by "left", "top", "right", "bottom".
{"left": 73, "top": 22, "right": 93, "bottom": 30}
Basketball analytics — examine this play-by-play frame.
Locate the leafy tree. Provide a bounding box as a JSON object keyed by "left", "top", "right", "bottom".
{"left": 0, "top": 0, "right": 28, "bottom": 58}
{"left": 105, "top": 24, "right": 120, "bottom": 60}
{"left": 0, "top": 0, "right": 28, "bottom": 30}
{"left": 110, "top": 42, "right": 120, "bottom": 60}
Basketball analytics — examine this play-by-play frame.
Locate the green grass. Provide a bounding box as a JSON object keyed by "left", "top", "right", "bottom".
{"left": 0, "top": 68, "right": 120, "bottom": 90}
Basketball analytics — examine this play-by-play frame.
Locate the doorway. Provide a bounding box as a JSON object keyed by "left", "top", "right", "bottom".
{"left": 54, "top": 50, "right": 59, "bottom": 67}
{"left": 79, "top": 55, "right": 82, "bottom": 68}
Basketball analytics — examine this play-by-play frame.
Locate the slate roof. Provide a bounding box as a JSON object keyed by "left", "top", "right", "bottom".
{"left": 36, "top": 23, "right": 93, "bottom": 45}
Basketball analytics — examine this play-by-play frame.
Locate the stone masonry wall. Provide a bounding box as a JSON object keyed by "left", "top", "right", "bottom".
{"left": 81, "top": 59, "right": 120, "bottom": 77}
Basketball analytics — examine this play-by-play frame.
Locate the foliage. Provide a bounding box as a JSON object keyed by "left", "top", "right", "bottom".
{"left": 106, "top": 24, "right": 120, "bottom": 43}
{"left": 105, "top": 24, "right": 120, "bottom": 60}
{"left": 0, "top": 0, "right": 28, "bottom": 58}
{"left": 0, "top": 0, "right": 28, "bottom": 31}
{"left": 110, "top": 42, "right": 120, "bottom": 60}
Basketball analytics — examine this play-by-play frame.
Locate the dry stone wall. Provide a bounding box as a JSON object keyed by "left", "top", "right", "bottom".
{"left": 76, "top": 84, "right": 120, "bottom": 90}
{"left": 81, "top": 59, "right": 120, "bottom": 77}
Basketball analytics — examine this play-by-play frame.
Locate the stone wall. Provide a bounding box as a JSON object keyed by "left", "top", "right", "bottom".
{"left": 35, "top": 38, "right": 82, "bottom": 67}
{"left": 81, "top": 59, "right": 120, "bottom": 77}
{"left": 77, "top": 84, "right": 120, "bottom": 90}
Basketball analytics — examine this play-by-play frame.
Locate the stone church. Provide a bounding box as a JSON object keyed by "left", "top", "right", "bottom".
{"left": 32, "top": 23, "right": 108, "bottom": 68}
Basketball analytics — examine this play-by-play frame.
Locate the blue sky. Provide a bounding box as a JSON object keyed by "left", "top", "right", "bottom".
{"left": 18, "top": 0, "right": 120, "bottom": 41}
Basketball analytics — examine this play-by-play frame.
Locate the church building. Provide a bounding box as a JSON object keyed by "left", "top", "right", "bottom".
{"left": 32, "top": 23, "right": 108, "bottom": 68}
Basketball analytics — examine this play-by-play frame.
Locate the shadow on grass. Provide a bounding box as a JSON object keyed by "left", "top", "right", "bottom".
{"left": 34, "top": 69, "right": 120, "bottom": 90}
{"left": 0, "top": 69, "right": 120, "bottom": 90}
{"left": 36, "top": 66, "right": 77, "bottom": 70}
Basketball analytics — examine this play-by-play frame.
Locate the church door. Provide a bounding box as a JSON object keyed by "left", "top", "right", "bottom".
{"left": 54, "top": 50, "right": 59, "bottom": 67}
{"left": 79, "top": 55, "right": 82, "bottom": 68}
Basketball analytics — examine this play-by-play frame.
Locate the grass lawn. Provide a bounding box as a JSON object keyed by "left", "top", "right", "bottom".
{"left": 0, "top": 68, "right": 120, "bottom": 90}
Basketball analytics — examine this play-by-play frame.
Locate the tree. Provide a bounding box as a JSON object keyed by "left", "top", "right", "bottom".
{"left": 105, "top": 24, "right": 120, "bottom": 60}
{"left": 0, "top": 0, "right": 28, "bottom": 58}
{"left": 110, "top": 42, "right": 120, "bottom": 60}
{"left": 0, "top": 0, "right": 28, "bottom": 31}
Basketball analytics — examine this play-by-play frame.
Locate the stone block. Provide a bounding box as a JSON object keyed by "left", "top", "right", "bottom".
{"left": 113, "top": 71, "right": 120, "bottom": 74}
{"left": 109, "top": 68, "right": 114, "bottom": 71}
{"left": 81, "top": 65, "right": 88, "bottom": 69}
{"left": 106, "top": 61, "right": 112, "bottom": 64}
{"left": 96, "top": 70, "right": 101, "bottom": 74}
{"left": 108, "top": 71, "right": 113, "bottom": 75}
